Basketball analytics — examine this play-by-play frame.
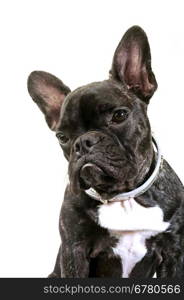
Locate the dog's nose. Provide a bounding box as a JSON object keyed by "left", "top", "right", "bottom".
{"left": 74, "top": 133, "right": 100, "bottom": 155}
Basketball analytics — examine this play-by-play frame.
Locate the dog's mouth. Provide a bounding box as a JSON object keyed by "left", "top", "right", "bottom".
{"left": 79, "top": 163, "right": 116, "bottom": 191}
{"left": 68, "top": 150, "right": 144, "bottom": 199}
{"left": 76, "top": 162, "right": 135, "bottom": 200}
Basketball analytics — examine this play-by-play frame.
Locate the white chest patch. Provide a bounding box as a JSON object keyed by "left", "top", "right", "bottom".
{"left": 98, "top": 198, "right": 170, "bottom": 278}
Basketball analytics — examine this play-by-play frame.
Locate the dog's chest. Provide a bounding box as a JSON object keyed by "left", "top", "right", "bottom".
{"left": 97, "top": 198, "right": 169, "bottom": 278}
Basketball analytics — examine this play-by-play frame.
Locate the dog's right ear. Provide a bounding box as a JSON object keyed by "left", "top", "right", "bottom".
{"left": 110, "top": 26, "right": 157, "bottom": 104}
{"left": 27, "top": 71, "right": 71, "bottom": 131}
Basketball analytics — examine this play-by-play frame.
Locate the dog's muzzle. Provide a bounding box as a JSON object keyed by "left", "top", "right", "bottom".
{"left": 80, "top": 163, "right": 104, "bottom": 187}
{"left": 85, "top": 136, "right": 163, "bottom": 204}
{"left": 74, "top": 131, "right": 102, "bottom": 157}
{"left": 80, "top": 162, "right": 113, "bottom": 190}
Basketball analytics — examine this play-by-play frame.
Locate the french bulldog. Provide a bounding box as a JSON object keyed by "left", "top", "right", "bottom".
{"left": 27, "top": 26, "right": 184, "bottom": 278}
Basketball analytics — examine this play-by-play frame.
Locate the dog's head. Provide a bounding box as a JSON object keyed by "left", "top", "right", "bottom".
{"left": 27, "top": 26, "right": 157, "bottom": 199}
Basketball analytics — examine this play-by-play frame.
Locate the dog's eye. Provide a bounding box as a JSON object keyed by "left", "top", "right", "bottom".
{"left": 56, "top": 132, "right": 69, "bottom": 145}
{"left": 112, "top": 109, "right": 129, "bottom": 123}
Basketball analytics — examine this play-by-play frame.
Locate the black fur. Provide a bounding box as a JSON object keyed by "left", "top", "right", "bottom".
{"left": 28, "top": 26, "right": 184, "bottom": 278}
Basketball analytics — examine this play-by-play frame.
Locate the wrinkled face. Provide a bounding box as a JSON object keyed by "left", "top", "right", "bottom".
{"left": 27, "top": 26, "right": 157, "bottom": 199}
{"left": 57, "top": 80, "right": 153, "bottom": 198}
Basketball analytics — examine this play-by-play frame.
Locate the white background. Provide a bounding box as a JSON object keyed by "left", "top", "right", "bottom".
{"left": 0, "top": 0, "right": 184, "bottom": 277}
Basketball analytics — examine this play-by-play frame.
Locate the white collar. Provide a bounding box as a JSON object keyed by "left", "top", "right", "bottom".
{"left": 85, "top": 136, "right": 163, "bottom": 204}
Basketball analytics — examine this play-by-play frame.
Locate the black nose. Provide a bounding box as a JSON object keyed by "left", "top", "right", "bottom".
{"left": 74, "top": 133, "right": 100, "bottom": 155}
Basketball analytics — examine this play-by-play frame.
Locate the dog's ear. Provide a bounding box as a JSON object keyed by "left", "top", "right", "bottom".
{"left": 110, "top": 26, "right": 157, "bottom": 103}
{"left": 27, "top": 71, "right": 71, "bottom": 130}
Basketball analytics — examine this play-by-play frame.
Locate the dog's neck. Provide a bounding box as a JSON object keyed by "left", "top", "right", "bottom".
{"left": 85, "top": 136, "right": 163, "bottom": 204}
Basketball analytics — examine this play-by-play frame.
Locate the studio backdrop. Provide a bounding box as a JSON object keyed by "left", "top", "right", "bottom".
{"left": 0, "top": 0, "right": 184, "bottom": 277}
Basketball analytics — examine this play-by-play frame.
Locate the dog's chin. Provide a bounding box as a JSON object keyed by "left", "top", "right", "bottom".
{"left": 76, "top": 162, "right": 131, "bottom": 200}
{"left": 69, "top": 160, "right": 139, "bottom": 199}
{"left": 79, "top": 179, "right": 132, "bottom": 200}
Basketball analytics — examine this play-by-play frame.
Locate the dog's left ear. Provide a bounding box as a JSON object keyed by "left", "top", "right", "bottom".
{"left": 110, "top": 26, "right": 157, "bottom": 103}
{"left": 27, "top": 71, "right": 71, "bottom": 131}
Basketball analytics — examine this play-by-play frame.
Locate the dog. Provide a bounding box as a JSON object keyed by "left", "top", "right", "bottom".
{"left": 27, "top": 26, "right": 184, "bottom": 278}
